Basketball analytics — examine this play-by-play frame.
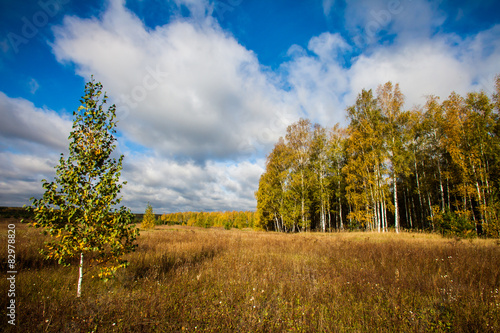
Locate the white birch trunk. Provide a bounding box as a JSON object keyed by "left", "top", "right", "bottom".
{"left": 376, "top": 201, "right": 381, "bottom": 233}
{"left": 77, "top": 252, "right": 83, "bottom": 298}
{"left": 339, "top": 197, "right": 343, "bottom": 230}
{"left": 394, "top": 173, "right": 399, "bottom": 233}
{"left": 301, "top": 170, "right": 305, "bottom": 232}
{"left": 437, "top": 160, "right": 445, "bottom": 211}
{"left": 338, "top": 179, "right": 343, "bottom": 230}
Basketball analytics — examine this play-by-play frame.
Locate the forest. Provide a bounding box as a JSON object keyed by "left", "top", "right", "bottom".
{"left": 255, "top": 76, "right": 500, "bottom": 237}
{"left": 159, "top": 211, "right": 256, "bottom": 229}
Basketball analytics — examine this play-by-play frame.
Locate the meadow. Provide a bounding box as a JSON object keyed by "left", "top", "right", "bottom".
{"left": 1, "top": 218, "right": 500, "bottom": 332}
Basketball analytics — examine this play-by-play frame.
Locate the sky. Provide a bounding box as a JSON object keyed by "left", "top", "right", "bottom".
{"left": 1, "top": 0, "right": 500, "bottom": 213}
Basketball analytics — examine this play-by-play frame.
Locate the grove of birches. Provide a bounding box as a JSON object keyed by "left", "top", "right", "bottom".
{"left": 255, "top": 76, "right": 500, "bottom": 238}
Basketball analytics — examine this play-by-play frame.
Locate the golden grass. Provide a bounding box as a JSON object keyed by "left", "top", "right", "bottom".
{"left": 1, "top": 219, "right": 499, "bottom": 332}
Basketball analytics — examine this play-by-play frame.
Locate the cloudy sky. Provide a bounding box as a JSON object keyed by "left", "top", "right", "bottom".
{"left": 1, "top": 0, "right": 499, "bottom": 213}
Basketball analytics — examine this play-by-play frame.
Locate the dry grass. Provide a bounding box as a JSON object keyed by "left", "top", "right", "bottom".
{"left": 1, "top": 219, "right": 500, "bottom": 332}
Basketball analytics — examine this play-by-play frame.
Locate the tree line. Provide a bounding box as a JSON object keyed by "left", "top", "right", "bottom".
{"left": 159, "top": 211, "right": 256, "bottom": 229}
{"left": 255, "top": 76, "right": 500, "bottom": 237}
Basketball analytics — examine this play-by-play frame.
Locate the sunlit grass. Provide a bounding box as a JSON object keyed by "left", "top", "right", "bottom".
{"left": 1, "top": 219, "right": 499, "bottom": 332}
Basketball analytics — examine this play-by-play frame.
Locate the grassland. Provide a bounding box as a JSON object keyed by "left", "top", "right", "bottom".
{"left": 1, "top": 218, "right": 500, "bottom": 332}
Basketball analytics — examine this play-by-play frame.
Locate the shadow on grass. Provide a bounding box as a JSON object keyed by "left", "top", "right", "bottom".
{"left": 123, "top": 244, "right": 224, "bottom": 285}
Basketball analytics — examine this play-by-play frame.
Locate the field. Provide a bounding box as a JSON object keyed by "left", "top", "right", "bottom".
{"left": 1, "top": 218, "right": 500, "bottom": 332}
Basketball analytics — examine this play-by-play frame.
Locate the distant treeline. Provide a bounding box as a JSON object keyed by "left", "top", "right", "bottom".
{"left": 1, "top": 206, "right": 256, "bottom": 230}
{"left": 0, "top": 207, "right": 33, "bottom": 219}
{"left": 256, "top": 77, "right": 500, "bottom": 237}
{"left": 158, "top": 211, "right": 256, "bottom": 229}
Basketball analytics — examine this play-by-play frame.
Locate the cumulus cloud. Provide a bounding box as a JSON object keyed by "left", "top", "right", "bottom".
{"left": 51, "top": 0, "right": 298, "bottom": 162}
{"left": 3, "top": 0, "right": 500, "bottom": 213}
{"left": 283, "top": 1, "right": 500, "bottom": 125}
{"left": 0, "top": 92, "right": 72, "bottom": 153}
{"left": 0, "top": 93, "right": 73, "bottom": 206}
{"left": 346, "top": 24, "right": 500, "bottom": 107}
{"left": 0, "top": 152, "right": 57, "bottom": 206}
{"left": 0, "top": 89, "right": 263, "bottom": 212}
{"left": 283, "top": 33, "right": 351, "bottom": 126}
{"left": 46, "top": 0, "right": 300, "bottom": 212}
{"left": 121, "top": 154, "right": 264, "bottom": 212}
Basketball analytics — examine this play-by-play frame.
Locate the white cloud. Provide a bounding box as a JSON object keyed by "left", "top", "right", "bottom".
{"left": 308, "top": 32, "right": 351, "bottom": 61}
{"left": 0, "top": 89, "right": 264, "bottom": 212}
{"left": 48, "top": 0, "right": 300, "bottom": 212}
{"left": 3, "top": 0, "right": 500, "bottom": 213}
{"left": 0, "top": 152, "right": 56, "bottom": 207}
{"left": 52, "top": 0, "right": 298, "bottom": 162}
{"left": 283, "top": 42, "right": 350, "bottom": 125}
{"left": 347, "top": 25, "right": 500, "bottom": 107}
{"left": 0, "top": 153, "right": 55, "bottom": 180}
{"left": 283, "top": 13, "right": 500, "bottom": 124}
{"left": 121, "top": 154, "right": 264, "bottom": 212}
{"left": 348, "top": 40, "right": 468, "bottom": 107}
{"left": 0, "top": 92, "right": 72, "bottom": 153}
{"left": 343, "top": 0, "right": 446, "bottom": 47}
{"left": 0, "top": 93, "right": 72, "bottom": 206}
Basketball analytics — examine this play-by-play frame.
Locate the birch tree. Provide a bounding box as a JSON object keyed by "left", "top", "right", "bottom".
{"left": 285, "top": 118, "right": 313, "bottom": 231}
{"left": 142, "top": 203, "right": 156, "bottom": 229}
{"left": 328, "top": 124, "right": 347, "bottom": 230}
{"left": 254, "top": 75, "right": 500, "bottom": 236}
{"left": 377, "top": 82, "right": 409, "bottom": 233}
{"left": 310, "top": 124, "right": 329, "bottom": 232}
{"left": 255, "top": 138, "right": 290, "bottom": 231}
{"left": 28, "top": 77, "right": 139, "bottom": 297}
{"left": 344, "top": 89, "right": 387, "bottom": 230}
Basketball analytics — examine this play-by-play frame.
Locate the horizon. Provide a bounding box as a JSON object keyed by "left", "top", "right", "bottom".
{"left": 1, "top": 0, "right": 500, "bottom": 213}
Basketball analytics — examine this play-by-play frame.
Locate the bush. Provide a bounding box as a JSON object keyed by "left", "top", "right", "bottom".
{"left": 433, "top": 208, "right": 476, "bottom": 238}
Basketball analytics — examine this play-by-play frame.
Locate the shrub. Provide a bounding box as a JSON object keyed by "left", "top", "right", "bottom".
{"left": 433, "top": 208, "right": 476, "bottom": 238}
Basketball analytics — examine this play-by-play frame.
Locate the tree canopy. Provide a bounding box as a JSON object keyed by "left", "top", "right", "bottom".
{"left": 256, "top": 76, "right": 500, "bottom": 238}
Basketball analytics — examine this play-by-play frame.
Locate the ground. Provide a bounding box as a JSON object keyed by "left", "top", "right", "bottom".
{"left": 1, "top": 218, "right": 499, "bottom": 332}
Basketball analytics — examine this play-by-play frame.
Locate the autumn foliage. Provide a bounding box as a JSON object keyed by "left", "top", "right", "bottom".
{"left": 141, "top": 203, "right": 156, "bottom": 230}
{"left": 256, "top": 76, "right": 500, "bottom": 237}
{"left": 159, "top": 210, "right": 255, "bottom": 230}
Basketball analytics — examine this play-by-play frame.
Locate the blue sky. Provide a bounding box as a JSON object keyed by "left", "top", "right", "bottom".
{"left": 1, "top": 0, "right": 500, "bottom": 213}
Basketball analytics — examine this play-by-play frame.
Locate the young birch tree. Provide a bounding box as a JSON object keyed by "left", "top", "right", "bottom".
{"left": 28, "top": 77, "right": 139, "bottom": 297}
{"left": 142, "top": 203, "right": 156, "bottom": 229}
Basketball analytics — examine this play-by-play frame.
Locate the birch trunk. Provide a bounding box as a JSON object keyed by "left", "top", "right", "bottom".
{"left": 339, "top": 197, "right": 343, "bottom": 230}
{"left": 301, "top": 170, "right": 305, "bottom": 232}
{"left": 338, "top": 179, "right": 343, "bottom": 230}
{"left": 77, "top": 252, "right": 83, "bottom": 298}
{"left": 437, "top": 159, "right": 445, "bottom": 211}
{"left": 394, "top": 173, "right": 399, "bottom": 233}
